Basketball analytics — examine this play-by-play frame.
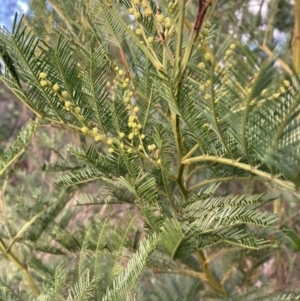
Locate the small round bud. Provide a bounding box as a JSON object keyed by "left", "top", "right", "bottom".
{"left": 134, "top": 12, "right": 141, "bottom": 19}
{"left": 197, "top": 62, "right": 205, "bottom": 69}
{"left": 141, "top": 134, "right": 145, "bottom": 139}
{"left": 225, "top": 49, "right": 232, "bottom": 56}
{"left": 204, "top": 94, "right": 210, "bottom": 100}
{"left": 229, "top": 43, "right": 236, "bottom": 50}
{"left": 135, "top": 28, "right": 143, "bottom": 36}
{"left": 52, "top": 83, "right": 60, "bottom": 92}
{"left": 204, "top": 53, "right": 210, "bottom": 61}
{"left": 95, "top": 135, "right": 102, "bottom": 141}
{"left": 156, "top": 14, "right": 164, "bottom": 23}
{"left": 128, "top": 133, "right": 134, "bottom": 140}
{"left": 202, "top": 28, "right": 209, "bottom": 36}
{"left": 107, "top": 138, "right": 113, "bottom": 145}
{"left": 129, "top": 8, "right": 134, "bottom": 14}
{"left": 126, "top": 104, "right": 132, "bottom": 110}
{"left": 204, "top": 21, "right": 211, "bottom": 29}
{"left": 138, "top": 144, "right": 143, "bottom": 150}
{"left": 74, "top": 106, "right": 81, "bottom": 114}
{"left": 65, "top": 101, "right": 71, "bottom": 107}
{"left": 279, "top": 86, "right": 285, "bottom": 93}
{"left": 61, "top": 90, "right": 68, "bottom": 98}
{"left": 118, "top": 70, "right": 124, "bottom": 76}
{"left": 114, "top": 66, "right": 119, "bottom": 72}
{"left": 81, "top": 126, "right": 89, "bottom": 134}
{"left": 133, "top": 106, "right": 139, "bottom": 113}
{"left": 40, "top": 80, "right": 47, "bottom": 87}
{"left": 127, "top": 147, "right": 133, "bottom": 153}
{"left": 157, "top": 159, "right": 161, "bottom": 164}
{"left": 144, "top": 8, "right": 152, "bottom": 17}
{"left": 128, "top": 91, "right": 134, "bottom": 97}
{"left": 92, "top": 127, "right": 98, "bottom": 134}
{"left": 39, "top": 72, "right": 47, "bottom": 79}
{"left": 108, "top": 147, "right": 114, "bottom": 153}
{"left": 122, "top": 82, "right": 128, "bottom": 88}
{"left": 283, "top": 80, "right": 290, "bottom": 87}
{"left": 119, "top": 132, "right": 125, "bottom": 138}
{"left": 273, "top": 93, "right": 280, "bottom": 99}
{"left": 147, "top": 36, "right": 154, "bottom": 44}
{"left": 199, "top": 84, "right": 205, "bottom": 91}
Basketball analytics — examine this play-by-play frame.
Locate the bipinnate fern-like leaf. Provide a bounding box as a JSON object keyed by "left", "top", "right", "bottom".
{"left": 0, "top": 119, "right": 38, "bottom": 175}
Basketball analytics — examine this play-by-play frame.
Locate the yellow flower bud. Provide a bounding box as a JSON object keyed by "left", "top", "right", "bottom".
{"left": 61, "top": 90, "right": 68, "bottom": 98}
{"left": 147, "top": 36, "right": 154, "bottom": 44}
{"left": 65, "top": 101, "right": 71, "bottom": 107}
{"left": 107, "top": 138, "right": 113, "bottom": 145}
{"left": 119, "top": 132, "right": 125, "bottom": 138}
{"left": 204, "top": 53, "right": 210, "bottom": 61}
{"left": 141, "top": 134, "right": 145, "bottom": 139}
{"left": 225, "top": 49, "right": 232, "bottom": 56}
{"left": 128, "top": 133, "right": 134, "bottom": 140}
{"left": 197, "top": 62, "right": 205, "bottom": 69}
{"left": 39, "top": 72, "right": 47, "bottom": 79}
{"left": 229, "top": 43, "right": 236, "bottom": 50}
{"left": 144, "top": 8, "right": 152, "bottom": 17}
{"left": 118, "top": 70, "right": 124, "bottom": 76}
{"left": 156, "top": 14, "right": 164, "bottom": 23}
{"left": 129, "top": 8, "right": 134, "bottom": 14}
{"left": 135, "top": 28, "right": 143, "bottom": 36}
{"left": 128, "top": 91, "right": 134, "bottom": 97}
{"left": 81, "top": 126, "right": 89, "bottom": 134}
{"left": 52, "top": 83, "right": 60, "bottom": 92}
{"left": 92, "top": 127, "right": 98, "bottom": 134}
{"left": 133, "top": 106, "right": 139, "bottom": 113}
{"left": 134, "top": 12, "right": 141, "bottom": 19}
{"left": 40, "top": 80, "right": 47, "bottom": 87}
{"left": 74, "top": 106, "right": 81, "bottom": 114}
{"left": 283, "top": 80, "right": 290, "bottom": 87}
{"left": 95, "top": 135, "right": 102, "bottom": 141}
{"left": 199, "top": 84, "right": 205, "bottom": 91}
{"left": 279, "top": 86, "right": 285, "bottom": 93}
{"left": 108, "top": 147, "right": 114, "bottom": 153}
{"left": 122, "top": 82, "right": 128, "bottom": 88}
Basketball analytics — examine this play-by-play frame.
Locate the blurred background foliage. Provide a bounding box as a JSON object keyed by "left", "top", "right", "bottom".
{"left": 0, "top": 0, "right": 300, "bottom": 298}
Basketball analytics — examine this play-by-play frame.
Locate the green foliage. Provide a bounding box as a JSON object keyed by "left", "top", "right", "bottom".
{"left": 0, "top": 0, "right": 300, "bottom": 300}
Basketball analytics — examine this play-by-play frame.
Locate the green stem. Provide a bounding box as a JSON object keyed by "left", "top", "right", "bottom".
{"left": 0, "top": 238, "right": 40, "bottom": 297}
{"left": 182, "top": 155, "right": 295, "bottom": 191}
{"left": 196, "top": 250, "right": 226, "bottom": 295}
